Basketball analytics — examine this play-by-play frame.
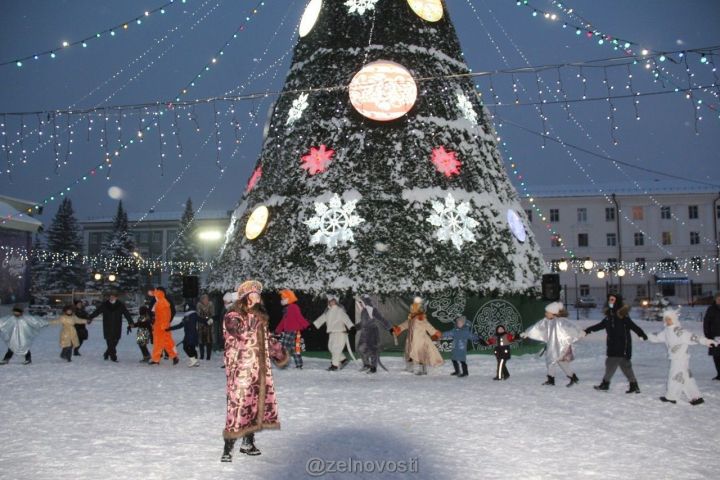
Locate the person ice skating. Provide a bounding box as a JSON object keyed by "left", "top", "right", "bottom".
{"left": 584, "top": 294, "right": 648, "bottom": 393}
{"left": 356, "top": 295, "right": 393, "bottom": 374}
{"left": 648, "top": 308, "right": 717, "bottom": 405}
{"left": 168, "top": 304, "right": 206, "bottom": 367}
{"left": 703, "top": 293, "right": 720, "bottom": 380}
{"left": 486, "top": 325, "right": 516, "bottom": 381}
{"left": 88, "top": 292, "right": 134, "bottom": 362}
{"left": 313, "top": 294, "right": 355, "bottom": 371}
{"left": 392, "top": 297, "right": 443, "bottom": 376}
{"left": 221, "top": 280, "right": 286, "bottom": 462}
{"left": 0, "top": 305, "right": 47, "bottom": 365}
{"left": 48, "top": 305, "right": 88, "bottom": 362}
{"left": 274, "top": 289, "right": 310, "bottom": 369}
{"left": 130, "top": 306, "right": 152, "bottom": 362}
{"left": 440, "top": 315, "right": 478, "bottom": 378}
{"left": 72, "top": 300, "right": 89, "bottom": 356}
{"left": 148, "top": 288, "right": 179, "bottom": 365}
{"left": 520, "top": 302, "right": 584, "bottom": 387}
{"left": 196, "top": 294, "right": 215, "bottom": 361}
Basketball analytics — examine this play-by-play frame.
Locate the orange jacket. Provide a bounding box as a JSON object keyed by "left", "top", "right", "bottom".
{"left": 152, "top": 290, "right": 172, "bottom": 331}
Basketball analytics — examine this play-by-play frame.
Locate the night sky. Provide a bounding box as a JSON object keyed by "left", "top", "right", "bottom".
{"left": 1, "top": 0, "right": 719, "bottom": 224}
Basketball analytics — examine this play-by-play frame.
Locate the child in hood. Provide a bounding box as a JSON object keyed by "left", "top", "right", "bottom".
{"left": 647, "top": 308, "right": 717, "bottom": 405}
{"left": 0, "top": 305, "right": 46, "bottom": 365}
{"left": 441, "top": 315, "right": 478, "bottom": 378}
{"left": 168, "top": 304, "right": 208, "bottom": 367}
{"left": 521, "top": 302, "right": 584, "bottom": 387}
{"left": 392, "top": 297, "right": 443, "bottom": 376}
{"left": 314, "top": 295, "right": 355, "bottom": 371}
{"left": 48, "top": 305, "right": 88, "bottom": 362}
{"left": 486, "top": 325, "right": 516, "bottom": 381}
{"left": 275, "top": 289, "right": 310, "bottom": 369}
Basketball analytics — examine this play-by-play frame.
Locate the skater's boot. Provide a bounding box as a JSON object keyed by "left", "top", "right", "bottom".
{"left": 594, "top": 380, "right": 610, "bottom": 391}
{"left": 566, "top": 374, "right": 579, "bottom": 387}
{"left": 221, "top": 439, "right": 236, "bottom": 462}
{"left": 542, "top": 375, "right": 555, "bottom": 385}
{"left": 626, "top": 382, "right": 641, "bottom": 394}
{"left": 239, "top": 433, "right": 261, "bottom": 456}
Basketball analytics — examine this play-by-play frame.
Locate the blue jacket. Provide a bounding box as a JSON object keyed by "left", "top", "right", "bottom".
{"left": 441, "top": 325, "right": 477, "bottom": 362}
{"left": 168, "top": 311, "right": 207, "bottom": 347}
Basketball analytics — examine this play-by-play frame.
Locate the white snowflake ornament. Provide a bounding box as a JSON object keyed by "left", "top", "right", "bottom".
{"left": 304, "top": 194, "right": 365, "bottom": 250}
{"left": 286, "top": 92, "right": 309, "bottom": 126}
{"left": 345, "top": 0, "right": 380, "bottom": 16}
{"left": 456, "top": 92, "right": 478, "bottom": 125}
{"left": 426, "top": 193, "right": 479, "bottom": 250}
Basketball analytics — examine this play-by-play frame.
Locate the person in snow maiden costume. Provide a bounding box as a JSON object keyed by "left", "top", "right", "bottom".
{"left": 221, "top": 280, "right": 287, "bottom": 462}
{"left": 313, "top": 294, "right": 355, "bottom": 371}
{"left": 88, "top": 292, "right": 134, "bottom": 362}
{"left": 703, "top": 293, "right": 720, "bottom": 380}
{"left": 648, "top": 308, "right": 717, "bottom": 405}
{"left": 148, "top": 288, "right": 179, "bottom": 365}
{"left": 585, "top": 294, "right": 647, "bottom": 393}
{"left": 440, "top": 315, "right": 478, "bottom": 378}
{"left": 392, "top": 297, "right": 443, "bottom": 376}
{"left": 274, "top": 289, "right": 310, "bottom": 369}
{"left": 196, "top": 294, "right": 215, "bottom": 361}
{"left": 521, "top": 302, "right": 584, "bottom": 387}
{"left": 356, "top": 295, "right": 393, "bottom": 374}
{"left": 486, "top": 325, "right": 516, "bottom": 381}
{"left": 396, "top": 297, "right": 425, "bottom": 372}
{"left": 168, "top": 304, "right": 207, "bottom": 367}
{"left": 72, "top": 300, "right": 89, "bottom": 356}
{"left": 0, "top": 305, "right": 47, "bottom": 365}
{"left": 48, "top": 305, "right": 88, "bottom": 362}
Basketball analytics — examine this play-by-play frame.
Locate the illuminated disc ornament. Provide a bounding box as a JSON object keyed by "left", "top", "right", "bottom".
{"left": 299, "top": 0, "right": 322, "bottom": 37}
{"left": 348, "top": 60, "right": 418, "bottom": 121}
{"left": 507, "top": 209, "right": 526, "bottom": 242}
{"left": 407, "top": 0, "right": 444, "bottom": 22}
{"left": 245, "top": 205, "right": 269, "bottom": 240}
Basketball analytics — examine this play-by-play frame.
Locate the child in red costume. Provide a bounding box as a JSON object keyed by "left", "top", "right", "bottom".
{"left": 275, "top": 289, "right": 310, "bottom": 369}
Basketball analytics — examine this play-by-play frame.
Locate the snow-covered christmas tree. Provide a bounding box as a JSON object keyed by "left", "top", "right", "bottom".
{"left": 45, "top": 198, "right": 86, "bottom": 293}
{"left": 169, "top": 198, "right": 201, "bottom": 298}
{"left": 210, "top": 0, "right": 544, "bottom": 307}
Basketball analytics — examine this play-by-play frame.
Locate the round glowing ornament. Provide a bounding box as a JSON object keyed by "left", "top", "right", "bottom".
{"left": 407, "top": 0, "right": 443, "bottom": 22}
{"left": 348, "top": 60, "right": 417, "bottom": 121}
{"left": 299, "top": 0, "right": 322, "bottom": 37}
{"left": 507, "top": 209, "right": 526, "bottom": 242}
{"left": 245, "top": 205, "right": 269, "bottom": 240}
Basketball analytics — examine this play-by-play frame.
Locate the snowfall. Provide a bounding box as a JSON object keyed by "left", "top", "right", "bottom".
{"left": 1, "top": 306, "right": 719, "bottom": 480}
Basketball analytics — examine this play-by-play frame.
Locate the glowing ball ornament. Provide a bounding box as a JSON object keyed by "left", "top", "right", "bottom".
{"left": 245, "top": 205, "right": 269, "bottom": 240}
{"left": 348, "top": 60, "right": 417, "bottom": 121}
{"left": 299, "top": 0, "right": 322, "bottom": 37}
{"left": 107, "top": 186, "right": 125, "bottom": 200}
{"left": 507, "top": 209, "right": 527, "bottom": 242}
{"left": 407, "top": 0, "right": 443, "bottom": 22}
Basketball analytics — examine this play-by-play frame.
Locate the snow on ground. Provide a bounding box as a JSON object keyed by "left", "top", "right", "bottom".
{"left": 1, "top": 308, "right": 719, "bottom": 479}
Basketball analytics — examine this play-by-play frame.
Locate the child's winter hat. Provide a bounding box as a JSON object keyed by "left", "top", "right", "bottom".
{"left": 413, "top": 296, "right": 423, "bottom": 304}
{"left": 237, "top": 280, "right": 262, "bottom": 299}
{"left": 279, "top": 289, "right": 298, "bottom": 304}
{"left": 495, "top": 324, "right": 506, "bottom": 334}
{"left": 545, "top": 301, "right": 563, "bottom": 315}
{"left": 12, "top": 304, "right": 23, "bottom": 313}
{"left": 326, "top": 293, "right": 339, "bottom": 302}
{"left": 662, "top": 307, "right": 680, "bottom": 326}
{"left": 455, "top": 315, "right": 467, "bottom": 324}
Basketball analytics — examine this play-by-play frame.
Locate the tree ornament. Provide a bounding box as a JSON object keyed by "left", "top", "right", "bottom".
{"left": 506, "top": 209, "right": 527, "bottom": 242}
{"left": 430, "top": 146, "right": 461, "bottom": 177}
{"left": 301, "top": 145, "right": 334, "bottom": 175}
{"left": 304, "top": 194, "right": 365, "bottom": 250}
{"left": 299, "top": 0, "right": 322, "bottom": 37}
{"left": 245, "top": 205, "right": 269, "bottom": 240}
{"left": 348, "top": 60, "right": 417, "bottom": 121}
{"left": 286, "top": 93, "right": 309, "bottom": 125}
{"left": 455, "top": 92, "right": 478, "bottom": 125}
{"left": 426, "top": 193, "right": 479, "bottom": 250}
{"left": 407, "top": 0, "right": 444, "bottom": 22}
{"left": 246, "top": 166, "right": 262, "bottom": 193}
{"left": 344, "top": 0, "right": 380, "bottom": 16}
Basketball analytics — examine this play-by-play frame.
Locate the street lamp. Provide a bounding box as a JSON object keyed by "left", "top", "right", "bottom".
{"left": 583, "top": 259, "right": 594, "bottom": 270}
{"left": 597, "top": 270, "right": 606, "bottom": 279}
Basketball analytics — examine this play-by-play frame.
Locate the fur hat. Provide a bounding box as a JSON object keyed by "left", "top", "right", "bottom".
{"left": 413, "top": 296, "right": 423, "bottom": 304}
{"left": 326, "top": 294, "right": 339, "bottom": 302}
{"left": 279, "top": 289, "right": 298, "bottom": 304}
{"left": 662, "top": 307, "right": 680, "bottom": 326}
{"left": 223, "top": 291, "right": 238, "bottom": 304}
{"left": 545, "top": 301, "right": 563, "bottom": 315}
{"left": 237, "top": 280, "right": 263, "bottom": 299}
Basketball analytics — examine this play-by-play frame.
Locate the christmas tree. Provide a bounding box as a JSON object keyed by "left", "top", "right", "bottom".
{"left": 45, "top": 198, "right": 86, "bottom": 293}
{"left": 29, "top": 234, "right": 49, "bottom": 302}
{"left": 209, "top": 0, "right": 544, "bottom": 297}
{"left": 169, "top": 198, "right": 201, "bottom": 298}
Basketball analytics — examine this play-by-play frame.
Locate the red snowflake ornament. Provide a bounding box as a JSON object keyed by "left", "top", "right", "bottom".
{"left": 246, "top": 166, "right": 262, "bottom": 193}
{"left": 301, "top": 144, "right": 334, "bottom": 175}
{"left": 430, "top": 146, "right": 461, "bottom": 177}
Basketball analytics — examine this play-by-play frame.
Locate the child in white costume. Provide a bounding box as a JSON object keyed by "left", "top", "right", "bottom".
{"left": 648, "top": 308, "right": 717, "bottom": 405}
{"left": 313, "top": 295, "right": 355, "bottom": 371}
{"left": 521, "top": 302, "right": 585, "bottom": 387}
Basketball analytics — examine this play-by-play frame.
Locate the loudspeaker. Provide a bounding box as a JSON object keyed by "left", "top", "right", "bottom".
{"left": 182, "top": 275, "right": 199, "bottom": 298}
{"left": 542, "top": 273, "right": 561, "bottom": 301}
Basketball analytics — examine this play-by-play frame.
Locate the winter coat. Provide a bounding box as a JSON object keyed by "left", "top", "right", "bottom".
{"left": 393, "top": 313, "right": 443, "bottom": 367}
{"left": 488, "top": 333, "right": 515, "bottom": 360}
{"left": 48, "top": 314, "right": 87, "bottom": 348}
{"left": 585, "top": 305, "right": 647, "bottom": 359}
{"left": 74, "top": 306, "right": 89, "bottom": 341}
{"left": 441, "top": 324, "right": 477, "bottom": 362}
{"left": 196, "top": 300, "right": 215, "bottom": 344}
{"left": 313, "top": 305, "right": 354, "bottom": 333}
{"left": 168, "top": 310, "right": 207, "bottom": 347}
{"left": 275, "top": 303, "right": 310, "bottom": 333}
{"left": 134, "top": 314, "right": 152, "bottom": 346}
{"left": 89, "top": 300, "right": 133, "bottom": 340}
{"left": 356, "top": 306, "right": 392, "bottom": 353}
{"left": 703, "top": 303, "right": 720, "bottom": 355}
{"left": 0, "top": 313, "right": 47, "bottom": 355}
{"left": 223, "top": 302, "right": 284, "bottom": 440}
{"left": 523, "top": 316, "right": 584, "bottom": 366}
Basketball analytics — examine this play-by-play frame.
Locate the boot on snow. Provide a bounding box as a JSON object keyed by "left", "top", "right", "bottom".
{"left": 626, "top": 382, "right": 640, "bottom": 394}
{"left": 542, "top": 375, "right": 555, "bottom": 386}
{"left": 239, "top": 433, "right": 261, "bottom": 456}
{"left": 221, "top": 439, "right": 236, "bottom": 462}
{"left": 594, "top": 380, "right": 610, "bottom": 391}
{"left": 566, "top": 374, "right": 579, "bottom": 387}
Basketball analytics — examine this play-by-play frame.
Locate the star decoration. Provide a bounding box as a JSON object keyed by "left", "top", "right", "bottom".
{"left": 304, "top": 194, "right": 365, "bottom": 250}
{"left": 426, "top": 193, "right": 479, "bottom": 250}
{"left": 246, "top": 166, "right": 262, "bottom": 193}
{"left": 301, "top": 145, "right": 335, "bottom": 175}
{"left": 431, "top": 146, "right": 461, "bottom": 177}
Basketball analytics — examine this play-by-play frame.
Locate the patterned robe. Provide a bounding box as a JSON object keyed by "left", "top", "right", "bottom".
{"left": 223, "top": 304, "right": 284, "bottom": 439}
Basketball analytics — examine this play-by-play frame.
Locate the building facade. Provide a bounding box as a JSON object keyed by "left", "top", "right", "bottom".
{"left": 0, "top": 195, "right": 43, "bottom": 304}
{"left": 520, "top": 182, "right": 720, "bottom": 306}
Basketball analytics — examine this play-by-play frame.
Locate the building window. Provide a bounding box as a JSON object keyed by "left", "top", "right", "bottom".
{"left": 636, "top": 285, "right": 647, "bottom": 299}
{"left": 688, "top": 205, "right": 698, "bottom": 219}
{"left": 607, "top": 258, "right": 618, "bottom": 268}
{"left": 550, "top": 235, "right": 562, "bottom": 248}
{"left": 152, "top": 231, "right": 163, "bottom": 243}
{"left": 636, "top": 257, "right": 646, "bottom": 271}
{"left": 662, "top": 231, "right": 672, "bottom": 245}
{"left": 605, "top": 207, "right": 615, "bottom": 222}
{"left": 578, "top": 233, "right": 589, "bottom": 247}
{"left": 138, "top": 231, "right": 150, "bottom": 243}
{"left": 577, "top": 208, "right": 587, "bottom": 223}
{"left": 632, "top": 206, "right": 644, "bottom": 221}
{"left": 660, "top": 206, "right": 671, "bottom": 220}
{"left": 606, "top": 233, "right": 617, "bottom": 246}
{"left": 717, "top": 205, "right": 720, "bottom": 219}
{"left": 549, "top": 209, "right": 559, "bottom": 222}
{"left": 692, "top": 283, "right": 703, "bottom": 297}
{"left": 691, "top": 257, "right": 703, "bottom": 272}
{"left": 660, "top": 258, "right": 678, "bottom": 272}
{"left": 524, "top": 209, "right": 533, "bottom": 223}
{"left": 579, "top": 284, "right": 590, "bottom": 296}
{"left": 634, "top": 232, "right": 644, "bottom": 246}
{"left": 690, "top": 232, "right": 700, "bottom": 245}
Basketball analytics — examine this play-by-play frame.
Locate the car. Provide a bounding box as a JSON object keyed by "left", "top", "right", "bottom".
{"left": 28, "top": 304, "right": 53, "bottom": 316}
{"left": 574, "top": 297, "right": 597, "bottom": 308}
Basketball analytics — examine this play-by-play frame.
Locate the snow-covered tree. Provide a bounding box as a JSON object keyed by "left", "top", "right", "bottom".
{"left": 45, "top": 198, "right": 86, "bottom": 293}
{"left": 29, "top": 234, "right": 49, "bottom": 301}
{"left": 209, "top": 0, "right": 544, "bottom": 296}
{"left": 169, "top": 198, "right": 201, "bottom": 297}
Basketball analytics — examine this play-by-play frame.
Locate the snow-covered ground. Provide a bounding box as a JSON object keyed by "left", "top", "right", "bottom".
{"left": 1, "top": 308, "right": 719, "bottom": 480}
